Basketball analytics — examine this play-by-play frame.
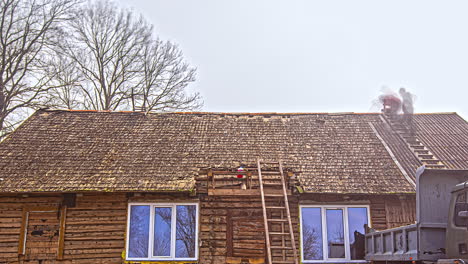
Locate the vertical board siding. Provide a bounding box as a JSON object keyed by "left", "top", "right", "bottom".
{"left": 385, "top": 197, "right": 417, "bottom": 228}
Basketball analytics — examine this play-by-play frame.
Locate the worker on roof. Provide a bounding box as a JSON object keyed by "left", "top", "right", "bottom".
{"left": 399, "top": 87, "right": 415, "bottom": 129}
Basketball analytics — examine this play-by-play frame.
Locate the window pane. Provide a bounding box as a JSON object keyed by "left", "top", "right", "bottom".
{"left": 154, "top": 207, "right": 172, "bottom": 257}
{"left": 326, "top": 209, "right": 345, "bottom": 258}
{"left": 301, "top": 207, "right": 323, "bottom": 260}
{"left": 175, "top": 205, "right": 197, "bottom": 258}
{"left": 454, "top": 203, "right": 468, "bottom": 227}
{"left": 348, "top": 207, "right": 368, "bottom": 260}
{"left": 128, "top": 205, "right": 150, "bottom": 258}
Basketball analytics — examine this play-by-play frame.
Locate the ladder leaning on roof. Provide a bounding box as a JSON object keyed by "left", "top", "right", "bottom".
{"left": 257, "top": 159, "right": 298, "bottom": 264}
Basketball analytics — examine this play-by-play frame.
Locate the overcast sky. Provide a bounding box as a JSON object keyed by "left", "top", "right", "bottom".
{"left": 118, "top": 0, "right": 468, "bottom": 119}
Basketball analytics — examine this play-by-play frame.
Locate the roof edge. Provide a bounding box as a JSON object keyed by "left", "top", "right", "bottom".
{"left": 37, "top": 109, "right": 461, "bottom": 116}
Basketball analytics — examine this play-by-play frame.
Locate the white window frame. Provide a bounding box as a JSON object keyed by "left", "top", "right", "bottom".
{"left": 125, "top": 202, "right": 199, "bottom": 262}
{"left": 299, "top": 204, "right": 371, "bottom": 263}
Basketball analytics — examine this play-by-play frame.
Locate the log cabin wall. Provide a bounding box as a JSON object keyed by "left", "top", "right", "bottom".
{"left": 197, "top": 192, "right": 416, "bottom": 264}
{"left": 0, "top": 192, "right": 415, "bottom": 264}
{"left": 0, "top": 192, "right": 197, "bottom": 264}
{"left": 198, "top": 194, "right": 300, "bottom": 264}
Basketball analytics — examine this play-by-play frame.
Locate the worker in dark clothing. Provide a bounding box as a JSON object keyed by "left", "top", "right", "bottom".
{"left": 399, "top": 88, "right": 414, "bottom": 129}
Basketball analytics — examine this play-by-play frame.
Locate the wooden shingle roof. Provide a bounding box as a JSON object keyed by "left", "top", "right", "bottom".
{"left": 0, "top": 110, "right": 466, "bottom": 194}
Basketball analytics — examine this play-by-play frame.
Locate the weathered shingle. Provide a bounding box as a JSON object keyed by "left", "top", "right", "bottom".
{"left": 0, "top": 110, "right": 465, "bottom": 194}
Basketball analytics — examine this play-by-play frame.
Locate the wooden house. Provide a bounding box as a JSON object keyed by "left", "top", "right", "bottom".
{"left": 0, "top": 109, "right": 467, "bottom": 264}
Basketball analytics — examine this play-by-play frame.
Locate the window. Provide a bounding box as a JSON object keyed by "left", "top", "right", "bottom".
{"left": 126, "top": 203, "right": 199, "bottom": 261}
{"left": 300, "top": 205, "right": 369, "bottom": 263}
{"left": 454, "top": 192, "right": 468, "bottom": 227}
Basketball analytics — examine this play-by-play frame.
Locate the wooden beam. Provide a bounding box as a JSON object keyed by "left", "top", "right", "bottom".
{"left": 208, "top": 189, "right": 260, "bottom": 196}
{"left": 226, "top": 257, "right": 242, "bottom": 263}
{"left": 249, "top": 258, "right": 266, "bottom": 264}
{"left": 209, "top": 169, "right": 215, "bottom": 189}
{"left": 208, "top": 189, "right": 290, "bottom": 196}
{"left": 248, "top": 172, "right": 253, "bottom": 189}
{"left": 23, "top": 206, "right": 57, "bottom": 212}
{"left": 18, "top": 209, "right": 28, "bottom": 255}
{"left": 226, "top": 210, "right": 233, "bottom": 257}
{"left": 210, "top": 171, "right": 250, "bottom": 175}
{"left": 57, "top": 205, "right": 67, "bottom": 260}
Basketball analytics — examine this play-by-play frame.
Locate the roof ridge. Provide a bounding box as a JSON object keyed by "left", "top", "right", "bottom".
{"left": 413, "top": 112, "right": 458, "bottom": 115}
{"left": 39, "top": 109, "right": 146, "bottom": 114}
{"left": 39, "top": 109, "right": 382, "bottom": 116}
{"left": 38, "top": 109, "right": 461, "bottom": 116}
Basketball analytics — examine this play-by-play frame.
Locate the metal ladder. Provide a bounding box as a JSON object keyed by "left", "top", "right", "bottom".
{"left": 257, "top": 159, "right": 298, "bottom": 264}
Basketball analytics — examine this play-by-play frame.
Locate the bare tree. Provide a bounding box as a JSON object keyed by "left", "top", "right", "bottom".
{"left": 302, "top": 224, "right": 322, "bottom": 260}
{"left": 128, "top": 206, "right": 150, "bottom": 258}
{"left": 43, "top": 55, "right": 82, "bottom": 109}
{"left": 0, "top": 0, "right": 78, "bottom": 137}
{"left": 53, "top": 0, "right": 201, "bottom": 112}
{"left": 54, "top": 0, "right": 151, "bottom": 110}
{"left": 156, "top": 205, "right": 196, "bottom": 258}
{"left": 132, "top": 39, "right": 200, "bottom": 112}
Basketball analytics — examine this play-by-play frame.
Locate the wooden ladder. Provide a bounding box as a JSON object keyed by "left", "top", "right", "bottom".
{"left": 382, "top": 114, "right": 446, "bottom": 169}
{"left": 257, "top": 159, "right": 298, "bottom": 264}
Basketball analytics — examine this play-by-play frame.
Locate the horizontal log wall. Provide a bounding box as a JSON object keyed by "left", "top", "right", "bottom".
{"left": 198, "top": 194, "right": 299, "bottom": 264}
{"left": 0, "top": 192, "right": 196, "bottom": 264}
{"left": 0, "top": 192, "right": 415, "bottom": 263}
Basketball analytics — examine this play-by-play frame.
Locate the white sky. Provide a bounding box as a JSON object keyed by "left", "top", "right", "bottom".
{"left": 118, "top": 0, "right": 468, "bottom": 119}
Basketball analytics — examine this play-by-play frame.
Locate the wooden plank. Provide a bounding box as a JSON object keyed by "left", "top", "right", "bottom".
{"left": 210, "top": 171, "right": 250, "bottom": 175}
{"left": 23, "top": 206, "right": 57, "bottom": 212}
{"left": 208, "top": 189, "right": 260, "bottom": 196}
{"left": 57, "top": 205, "right": 67, "bottom": 260}
{"left": 211, "top": 169, "right": 216, "bottom": 189}
{"left": 226, "top": 256, "right": 242, "bottom": 263}
{"left": 18, "top": 209, "right": 28, "bottom": 255}
{"left": 226, "top": 210, "right": 233, "bottom": 257}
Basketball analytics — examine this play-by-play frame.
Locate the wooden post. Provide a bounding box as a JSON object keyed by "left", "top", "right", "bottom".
{"left": 226, "top": 210, "right": 233, "bottom": 257}
{"left": 208, "top": 169, "right": 215, "bottom": 189}
{"left": 57, "top": 205, "right": 67, "bottom": 260}
{"left": 18, "top": 209, "right": 28, "bottom": 255}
